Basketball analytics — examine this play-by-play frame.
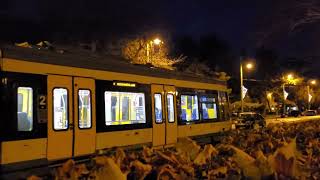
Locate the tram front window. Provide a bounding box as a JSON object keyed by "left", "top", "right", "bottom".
{"left": 104, "top": 91, "right": 146, "bottom": 125}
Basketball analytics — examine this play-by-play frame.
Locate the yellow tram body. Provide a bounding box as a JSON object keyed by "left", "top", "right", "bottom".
{"left": 0, "top": 47, "right": 231, "bottom": 172}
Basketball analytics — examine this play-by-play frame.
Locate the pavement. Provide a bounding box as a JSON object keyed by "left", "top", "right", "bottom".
{"left": 265, "top": 115, "right": 320, "bottom": 125}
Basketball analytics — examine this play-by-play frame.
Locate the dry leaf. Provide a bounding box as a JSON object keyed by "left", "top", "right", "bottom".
{"left": 130, "top": 160, "right": 152, "bottom": 180}
{"left": 269, "top": 138, "right": 300, "bottom": 177}
{"left": 93, "top": 157, "right": 126, "bottom": 180}
{"left": 176, "top": 138, "right": 200, "bottom": 161}
{"left": 194, "top": 144, "right": 218, "bottom": 165}
{"left": 157, "top": 164, "right": 180, "bottom": 180}
{"left": 115, "top": 148, "right": 126, "bottom": 167}
{"left": 228, "top": 145, "right": 261, "bottom": 179}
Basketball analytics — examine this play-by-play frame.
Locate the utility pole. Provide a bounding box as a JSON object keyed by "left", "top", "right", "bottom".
{"left": 283, "top": 84, "right": 286, "bottom": 115}
{"left": 240, "top": 61, "right": 244, "bottom": 112}
{"left": 307, "top": 85, "right": 310, "bottom": 110}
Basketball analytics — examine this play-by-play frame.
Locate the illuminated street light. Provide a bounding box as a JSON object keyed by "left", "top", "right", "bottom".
{"left": 267, "top": 92, "right": 272, "bottom": 99}
{"left": 311, "top": 80, "right": 316, "bottom": 85}
{"left": 153, "top": 38, "right": 162, "bottom": 45}
{"left": 246, "top": 63, "right": 253, "bottom": 69}
{"left": 147, "top": 38, "right": 163, "bottom": 63}
{"left": 287, "top": 74, "right": 293, "bottom": 80}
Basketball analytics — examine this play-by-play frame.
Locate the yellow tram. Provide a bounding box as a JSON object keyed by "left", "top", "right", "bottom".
{"left": 0, "top": 46, "right": 231, "bottom": 175}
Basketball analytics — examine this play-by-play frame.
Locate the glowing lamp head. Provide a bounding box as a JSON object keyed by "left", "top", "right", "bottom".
{"left": 153, "top": 38, "right": 162, "bottom": 45}
{"left": 287, "top": 74, "right": 293, "bottom": 79}
{"left": 267, "top": 93, "right": 272, "bottom": 98}
{"left": 246, "top": 63, "right": 253, "bottom": 69}
{"left": 311, "top": 80, "right": 316, "bottom": 85}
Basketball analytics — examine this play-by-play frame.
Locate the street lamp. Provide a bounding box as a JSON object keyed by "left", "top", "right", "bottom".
{"left": 153, "top": 38, "right": 162, "bottom": 45}
{"left": 146, "top": 38, "right": 163, "bottom": 63}
{"left": 240, "top": 61, "right": 254, "bottom": 112}
{"left": 246, "top": 63, "right": 253, "bottom": 69}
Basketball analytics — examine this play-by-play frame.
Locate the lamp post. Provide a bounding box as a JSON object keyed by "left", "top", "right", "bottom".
{"left": 240, "top": 61, "right": 244, "bottom": 112}
{"left": 283, "top": 84, "right": 286, "bottom": 115}
{"left": 146, "top": 38, "right": 163, "bottom": 64}
{"left": 240, "top": 60, "right": 253, "bottom": 112}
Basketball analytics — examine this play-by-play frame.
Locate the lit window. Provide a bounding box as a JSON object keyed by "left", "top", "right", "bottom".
{"left": 167, "top": 94, "right": 175, "bottom": 123}
{"left": 17, "top": 87, "right": 33, "bottom": 131}
{"left": 200, "top": 96, "right": 217, "bottom": 120}
{"left": 78, "top": 90, "right": 91, "bottom": 129}
{"left": 180, "top": 95, "right": 199, "bottom": 121}
{"left": 154, "top": 94, "right": 163, "bottom": 123}
{"left": 104, "top": 91, "right": 146, "bottom": 125}
{"left": 53, "top": 88, "right": 68, "bottom": 130}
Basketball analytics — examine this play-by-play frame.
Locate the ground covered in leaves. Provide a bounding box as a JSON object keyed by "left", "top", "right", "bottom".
{"left": 29, "top": 120, "right": 320, "bottom": 180}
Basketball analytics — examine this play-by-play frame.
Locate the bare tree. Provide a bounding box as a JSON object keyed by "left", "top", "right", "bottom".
{"left": 122, "top": 38, "right": 185, "bottom": 70}
{"left": 256, "top": 0, "right": 320, "bottom": 46}
{"left": 290, "top": 0, "right": 320, "bottom": 31}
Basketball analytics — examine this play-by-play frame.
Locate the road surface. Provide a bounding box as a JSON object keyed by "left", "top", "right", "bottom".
{"left": 266, "top": 115, "right": 320, "bottom": 125}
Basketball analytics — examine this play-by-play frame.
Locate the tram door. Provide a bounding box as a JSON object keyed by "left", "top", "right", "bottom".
{"left": 47, "top": 75, "right": 96, "bottom": 160}
{"left": 164, "top": 85, "right": 177, "bottom": 145}
{"left": 73, "top": 77, "right": 96, "bottom": 156}
{"left": 152, "top": 84, "right": 177, "bottom": 147}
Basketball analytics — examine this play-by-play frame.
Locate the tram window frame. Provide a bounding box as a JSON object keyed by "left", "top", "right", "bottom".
{"left": 199, "top": 95, "right": 218, "bottom": 120}
{"left": 53, "top": 87, "right": 69, "bottom": 131}
{"left": 78, "top": 89, "right": 92, "bottom": 129}
{"left": 154, "top": 93, "right": 163, "bottom": 124}
{"left": 179, "top": 94, "right": 200, "bottom": 122}
{"left": 166, "top": 93, "right": 175, "bottom": 123}
{"left": 17, "top": 87, "right": 33, "bottom": 132}
{"left": 104, "top": 91, "right": 147, "bottom": 126}
{"left": 96, "top": 80, "right": 152, "bottom": 132}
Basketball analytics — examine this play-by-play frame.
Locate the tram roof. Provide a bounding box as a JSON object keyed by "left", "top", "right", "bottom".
{"left": 1, "top": 45, "right": 226, "bottom": 85}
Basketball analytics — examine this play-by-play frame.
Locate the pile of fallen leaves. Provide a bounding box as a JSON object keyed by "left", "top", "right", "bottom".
{"left": 29, "top": 120, "right": 320, "bottom": 180}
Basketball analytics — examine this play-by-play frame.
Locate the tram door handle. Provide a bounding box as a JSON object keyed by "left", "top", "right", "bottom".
{"left": 69, "top": 123, "right": 74, "bottom": 130}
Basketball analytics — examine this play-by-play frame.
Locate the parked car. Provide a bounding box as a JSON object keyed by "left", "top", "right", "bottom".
{"left": 302, "top": 110, "right": 317, "bottom": 116}
{"left": 232, "top": 112, "right": 266, "bottom": 129}
{"left": 289, "top": 110, "right": 300, "bottom": 117}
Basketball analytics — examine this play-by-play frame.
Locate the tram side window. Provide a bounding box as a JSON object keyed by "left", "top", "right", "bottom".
{"left": 167, "top": 94, "right": 175, "bottom": 123}
{"left": 53, "top": 88, "right": 68, "bottom": 130}
{"left": 200, "top": 96, "right": 217, "bottom": 120}
{"left": 154, "top": 94, "right": 163, "bottom": 123}
{"left": 17, "top": 87, "right": 33, "bottom": 131}
{"left": 180, "top": 95, "right": 199, "bottom": 121}
{"left": 78, "top": 90, "right": 91, "bottom": 129}
{"left": 104, "top": 91, "right": 146, "bottom": 125}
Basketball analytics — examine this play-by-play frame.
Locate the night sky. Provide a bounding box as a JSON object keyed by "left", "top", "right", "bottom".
{"left": 1, "top": 0, "right": 320, "bottom": 71}
{"left": 0, "top": 0, "right": 266, "bottom": 49}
